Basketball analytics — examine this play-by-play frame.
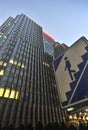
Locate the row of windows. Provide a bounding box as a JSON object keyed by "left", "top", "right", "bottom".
{"left": 0, "top": 59, "right": 58, "bottom": 106}
{"left": 0, "top": 87, "right": 18, "bottom": 99}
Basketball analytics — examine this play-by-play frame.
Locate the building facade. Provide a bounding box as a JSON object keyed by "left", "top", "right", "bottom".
{"left": 0, "top": 14, "right": 67, "bottom": 128}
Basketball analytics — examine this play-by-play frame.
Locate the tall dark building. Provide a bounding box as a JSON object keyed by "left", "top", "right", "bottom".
{"left": 0, "top": 14, "right": 67, "bottom": 128}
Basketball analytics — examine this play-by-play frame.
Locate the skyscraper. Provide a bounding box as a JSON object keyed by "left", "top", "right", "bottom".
{"left": 0, "top": 14, "right": 67, "bottom": 128}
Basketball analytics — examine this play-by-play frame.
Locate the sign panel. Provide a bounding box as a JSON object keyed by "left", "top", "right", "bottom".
{"left": 53, "top": 37, "right": 88, "bottom": 108}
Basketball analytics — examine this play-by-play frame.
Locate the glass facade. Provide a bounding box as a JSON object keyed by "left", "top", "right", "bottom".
{"left": 43, "top": 32, "right": 67, "bottom": 125}
{"left": 0, "top": 14, "right": 67, "bottom": 128}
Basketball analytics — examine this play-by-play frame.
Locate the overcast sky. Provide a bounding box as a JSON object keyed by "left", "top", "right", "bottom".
{"left": 0, "top": 0, "right": 88, "bottom": 46}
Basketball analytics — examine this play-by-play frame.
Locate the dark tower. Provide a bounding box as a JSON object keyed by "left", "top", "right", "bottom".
{"left": 0, "top": 14, "right": 67, "bottom": 128}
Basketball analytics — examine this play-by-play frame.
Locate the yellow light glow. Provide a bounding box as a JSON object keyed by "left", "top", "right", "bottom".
{"left": 9, "top": 59, "right": 14, "bottom": 64}
{"left": 74, "top": 115, "right": 77, "bottom": 119}
{"left": 0, "top": 87, "right": 19, "bottom": 99}
{"left": 3, "top": 62, "right": 7, "bottom": 67}
{"left": 67, "top": 107, "right": 74, "bottom": 111}
{"left": 85, "top": 109, "right": 88, "bottom": 112}
{"left": 84, "top": 112, "right": 86, "bottom": 115}
{"left": 83, "top": 116, "right": 85, "bottom": 120}
{"left": 43, "top": 62, "right": 50, "bottom": 67}
{"left": 21, "top": 64, "right": 25, "bottom": 68}
{"left": 78, "top": 117, "right": 81, "bottom": 120}
{"left": 69, "top": 115, "right": 72, "bottom": 119}
{"left": 14, "top": 60, "right": 17, "bottom": 65}
{"left": 79, "top": 112, "right": 82, "bottom": 115}
{"left": 74, "top": 116, "right": 77, "bottom": 119}
{"left": 86, "top": 116, "right": 88, "bottom": 120}
{"left": 15, "top": 91, "right": 19, "bottom": 99}
{"left": 0, "top": 88, "right": 4, "bottom": 96}
{"left": 0, "top": 70, "right": 4, "bottom": 75}
{"left": 18, "top": 62, "right": 21, "bottom": 67}
{"left": 9, "top": 90, "right": 19, "bottom": 99}
{"left": 9, "top": 59, "right": 24, "bottom": 69}
{"left": 4, "top": 89, "right": 10, "bottom": 98}
{"left": 9, "top": 90, "right": 15, "bottom": 99}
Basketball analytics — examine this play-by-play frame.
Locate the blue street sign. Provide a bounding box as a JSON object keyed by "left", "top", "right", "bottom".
{"left": 53, "top": 37, "right": 88, "bottom": 108}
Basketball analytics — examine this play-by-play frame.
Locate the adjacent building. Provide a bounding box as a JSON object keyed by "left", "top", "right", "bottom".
{"left": 0, "top": 14, "right": 67, "bottom": 128}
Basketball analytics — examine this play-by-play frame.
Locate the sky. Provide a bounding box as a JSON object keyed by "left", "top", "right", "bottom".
{"left": 0, "top": 0, "right": 88, "bottom": 46}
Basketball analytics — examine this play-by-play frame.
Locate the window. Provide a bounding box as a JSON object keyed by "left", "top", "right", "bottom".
{"left": 4, "top": 89, "right": 10, "bottom": 98}
{"left": 21, "top": 63, "right": 25, "bottom": 68}
{"left": 9, "top": 90, "right": 15, "bottom": 99}
{"left": 0, "top": 87, "right": 19, "bottom": 99}
{"left": 0, "top": 69, "right": 4, "bottom": 75}
{"left": 9, "top": 59, "right": 14, "bottom": 64}
{"left": 0, "top": 87, "right": 4, "bottom": 96}
{"left": 3, "top": 62, "right": 7, "bottom": 67}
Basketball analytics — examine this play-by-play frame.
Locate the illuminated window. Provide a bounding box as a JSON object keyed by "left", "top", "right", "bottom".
{"left": 86, "top": 116, "right": 88, "bottom": 120}
{"left": 15, "top": 91, "right": 19, "bottom": 99}
{"left": 21, "top": 63, "right": 25, "bottom": 68}
{"left": 4, "top": 89, "right": 10, "bottom": 98}
{"left": 43, "top": 62, "right": 50, "bottom": 67}
{"left": 0, "top": 70, "right": 4, "bottom": 75}
{"left": 10, "top": 59, "right": 18, "bottom": 65}
{"left": 3, "top": 62, "right": 7, "bottom": 67}
{"left": 69, "top": 115, "right": 73, "bottom": 119}
{"left": 9, "top": 59, "right": 14, "bottom": 64}
{"left": 0, "top": 88, "right": 19, "bottom": 99}
{"left": 0, "top": 88, "right": 4, "bottom": 96}
{"left": 67, "top": 107, "right": 74, "bottom": 111}
{"left": 18, "top": 62, "right": 21, "bottom": 67}
{"left": 9, "top": 90, "right": 15, "bottom": 99}
{"left": 14, "top": 60, "right": 17, "bottom": 65}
